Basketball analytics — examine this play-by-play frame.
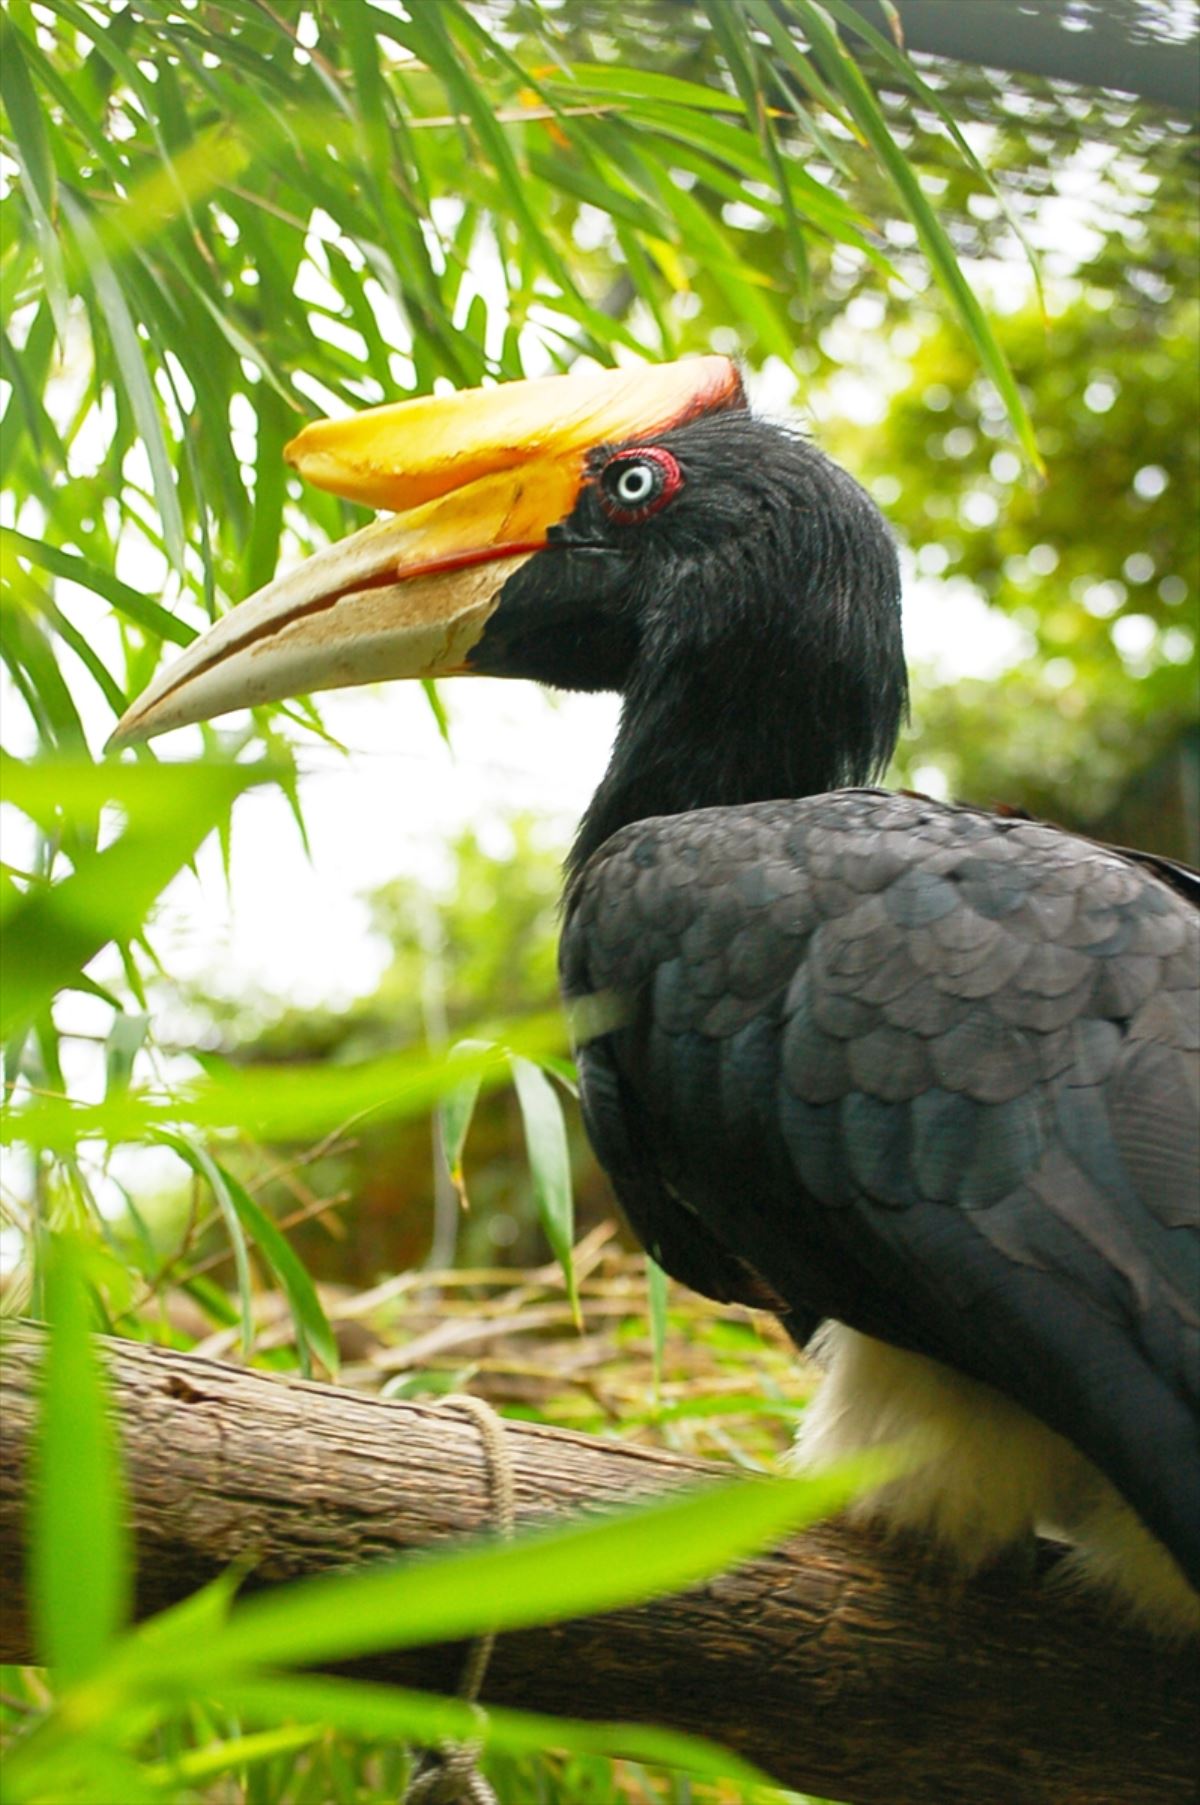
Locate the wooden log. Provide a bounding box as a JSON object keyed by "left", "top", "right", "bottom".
{"left": 1, "top": 1323, "right": 1196, "bottom": 1803}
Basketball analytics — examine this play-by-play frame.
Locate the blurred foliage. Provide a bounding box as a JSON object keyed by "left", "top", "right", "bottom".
{"left": 231, "top": 819, "right": 562, "bottom": 1054}
{"left": 2, "top": 0, "right": 1199, "bottom": 1800}
{"left": 198, "top": 822, "right": 593, "bottom": 1282}
{"left": 1, "top": 0, "right": 1054, "bottom": 1197}
{"left": 827, "top": 134, "right": 1198, "bottom": 842}
{"left": 0, "top": 0, "right": 1034, "bottom": 715}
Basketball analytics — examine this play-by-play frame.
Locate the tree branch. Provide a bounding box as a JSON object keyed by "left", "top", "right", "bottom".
{"left": 842, "top": 0, "right": 1199, "bottom": 116}
{"left": 1, "top": 1324, "right": 1195, "bottom": 1803}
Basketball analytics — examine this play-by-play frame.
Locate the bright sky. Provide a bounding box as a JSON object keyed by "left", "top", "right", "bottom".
{"left": 154, "top": 682, "right": 622, "bottom": 1013}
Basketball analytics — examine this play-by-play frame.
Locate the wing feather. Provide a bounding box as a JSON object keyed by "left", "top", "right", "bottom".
{"left": 562, "top": 789, "right": 1200, "bottom": 1583}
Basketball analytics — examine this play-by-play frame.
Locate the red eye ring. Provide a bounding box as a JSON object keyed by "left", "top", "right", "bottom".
{"left": 598, "top": 447, "right": 683, "bottom": 525}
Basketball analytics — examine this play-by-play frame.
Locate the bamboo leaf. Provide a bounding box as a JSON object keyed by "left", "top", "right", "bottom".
{"left": 0, "top": 17, "right": 56, "bottom": 214}
{"left": 816, "top": 0, "right": 1045, "bottom": 308}
{"left": 23, "top": 586, "right": 130, "bottom": 718}
{"left": 439, "top": 1037, "right": 497, "bottom": 1206}
{"left": 1, "top": 530, "right": 194, "bottom": 646}
{"left": 214, "top": 1160, "right": 340, "bottom": 1377}
{"left": 0, "top": 15, "right": 70, "bottom": 340}
{"left": 6, "top": 17, "right": 129, "bottom": 184}
{"left": 5, "top": 1014, "right": 570, "bottom": 1155}
{"left": 110, "top": 1453, "right": 899, "bottom": 1682}
{"left": 0, "top": 315, "right": 68, "bottom": 483}
{"left": 0, "top": 758, "right": 271, "bottom": 1040}
{"left": 2, "top": 1738, "right": 162, "bottom": 1805}
{"left": 525, "top": 147, "right": 671, "bottom": 239}
{"left": 406, "top": 2, "right": 592, "bottom": 317}
{"left": 245, "top": 389, "right": 290, "bottom": 599}
{"left": 647, "top": 1257, "right": 669, "bottom": 1399}
{"left": 143, "top": 1725, "right": 325, "bottom": 1790}
{"left": 104, "top": 1010, "right": 150, "bottom": 1100}
{"left": 704, "top": 0, "right": 810, "bottom": 301}
{"left": 420, "top": 676, "right": 452, "bottom": 746}
{"left": 508, "top": 1053, "right": 579, "bottom": 1327}
{"left": 205, "top": 1674, "right": 773, "bottom": 1791}
{"left": 558, "top": 63, "right": 748, "bottom": 115}
{"left": 154, "top": 1131, "right": 255, "bottom": 1357}
{"left": 0, "top": 589, "right": 88, "bottom": 757}
{"left": 30, "top": 1231, "right": 130, "bottom": 1683}
{"left": 60, "top": 195, "right": 189, "bottom": 571}
{"left": 736, "top": 0, "right": 859, "bottom": 163}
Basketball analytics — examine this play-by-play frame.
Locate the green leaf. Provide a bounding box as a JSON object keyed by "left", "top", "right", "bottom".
{"left": 29, "top": 1231, "right": 130, "bottom": 1682}
{"left": 5, "top": 1013, "right": 568, "bottom": 1155}
{"left": 21, "top": 584, "right": 130, "bottom": 718}
{"left": 216, "top": 1161, "right": 340, "bottom": 1377}
{"left": 153, "top": 1132, "right": 255, "bottom": 1357}
{"left": 0, "top": 16, "right": 58, "bottom": 219}
{"left": 439, "top": 1037, "right": 496, "bottom": 1205}
{"left": 104, "top": 1011, "right": 150, "bottom": 1100}
{"left": 1, "top": 589, "right": 88, "bottom": 758}
{"left": 191, "top": 285, "right": 297, "bottom": 408}
{"left": 113, "top": 1455, "right": 897, "bottom": 1685}
{"left": 0, "top": 314, "right": 68, "bottom": 484}
{"left": 1, "top": 1737, "right": 164, "bottom": 1805}
{"left": 560, "top": 63, "right": 748, "bottom": 115}
{"left": 3, "top": 14, "right": 128, "bottom": 187}
{"left": 816, "top": 0, "right": 1045, "bottom": 310}
{"left": 0, "top": 16, "right": 70, "bottom": 340}
{"left": 245, "top": 390, "right": 289, "bottom": 599}
{"left": 421, "top": 676, "right": 452, "bottom": 746}
{"left": 204, "top": 1673, "right": 774, "bottom": 1791}
{"left": 405, "top": 2, "right": 591, "bottom": 320}
{"left": 180, "top": 1274, "right": 242, "bottom": 1332}
{"left": 623, "top": 1393, "right": 803, "bottom": 1429}
{"left": 647, "top": 1257, "right": 669, "bottom": 1400}
{"left": 132, "top": 1556, "right": 247, "bottom": 1665}
{"left": 0, "top": 759, "right": 271, "bottom": 1040}
{"left": 0, "top": 754, "right": 267, "bottom": 832}
{"left": 1, "top": 530, "right": 195, "bottom": 646}
{"left": 144, "top": 1724, "right": 324, "bottom": 1790}
{"left": 60, "top": 194, "right": 188, "bottom": 573}
{"left": 508, "top": 1053, "right": 579, "bottom": 1327}
{"left": 704, "top": 0, "right": 809, "bottom": 302}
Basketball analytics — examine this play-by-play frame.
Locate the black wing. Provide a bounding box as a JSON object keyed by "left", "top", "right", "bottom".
{"left": 560, "top": 790, "right": 1200, "bottom": 1585}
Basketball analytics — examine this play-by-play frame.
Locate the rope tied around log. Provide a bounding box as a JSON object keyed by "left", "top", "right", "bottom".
{"left": 402, "top": 1394, "right": 516, "bottom": 1805}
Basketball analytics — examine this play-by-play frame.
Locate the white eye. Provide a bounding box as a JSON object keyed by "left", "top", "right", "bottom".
{"left": 614, "top": 461, "right": 656, "bottom": 505}
{"left": 598, "top": 446, "right": 681, "bottom": 522}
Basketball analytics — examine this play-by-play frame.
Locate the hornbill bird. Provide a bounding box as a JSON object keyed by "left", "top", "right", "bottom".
{"left": 111, "top": 356, "right": 1200, "bottom": 1633}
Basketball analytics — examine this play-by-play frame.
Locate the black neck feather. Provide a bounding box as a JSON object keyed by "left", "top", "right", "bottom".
{"left": 567, "top": 424, "right": 906, "bottom": 887}
{"left": 471, "top": 410, "right": 907, "bottom": 896}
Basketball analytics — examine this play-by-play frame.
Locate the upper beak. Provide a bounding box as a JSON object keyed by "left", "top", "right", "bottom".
{"left": 108, "top": 356, "right": 744, "bottom": 748}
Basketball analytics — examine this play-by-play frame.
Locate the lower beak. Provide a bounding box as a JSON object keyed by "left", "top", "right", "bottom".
{"left": 106, "top": 461, "right": 575, "bottom": 748}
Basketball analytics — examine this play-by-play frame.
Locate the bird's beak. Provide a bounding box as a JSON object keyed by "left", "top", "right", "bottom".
{"left": 108, "top": 357, "right": 744, "bottom": 748}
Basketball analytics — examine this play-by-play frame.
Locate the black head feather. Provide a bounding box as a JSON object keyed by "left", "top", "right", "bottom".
{"left": 468, "top": 408, "right": 906, "bottom": 880}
